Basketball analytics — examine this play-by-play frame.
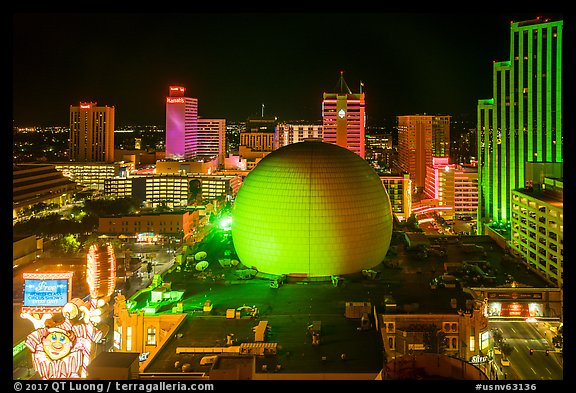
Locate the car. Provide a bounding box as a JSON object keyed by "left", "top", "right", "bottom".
{"left": 493, "top": 347, "right": 502, "bottom": 355}
{"left": 500, "top": 358, "right": 510, "bottom": 367}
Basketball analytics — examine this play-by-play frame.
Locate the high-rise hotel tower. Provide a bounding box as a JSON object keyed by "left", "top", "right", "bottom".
{"left": 165, "top": 86, "right": 199, "bottom": 160}
{"left": 322, "top": 71, "right": 366, "bottom": 158}
{"left": 69, "top": 102, "right": 115, "bottom": 162}
{"left": 397, "top": 115, "right": 451, "bottom": 191}
{"left": 477, "top": 17, "right": 563, "bottom": 230}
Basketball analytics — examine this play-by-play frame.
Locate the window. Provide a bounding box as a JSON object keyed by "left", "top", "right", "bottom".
{"left": 126, "top": 326, "right": 132, "bottom": 351}
{"left": 147, "top": 326, "right": 157, "bottom": 345}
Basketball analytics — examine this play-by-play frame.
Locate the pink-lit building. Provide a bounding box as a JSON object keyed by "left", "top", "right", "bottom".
{"left": 322, "top": 72, "right": 365, "bottom": 158}
{"left": 424, "top": 157, "right": 478, "bottom": 219}
{"left": 165, "top": 86, "right": 198, "bottom": 160}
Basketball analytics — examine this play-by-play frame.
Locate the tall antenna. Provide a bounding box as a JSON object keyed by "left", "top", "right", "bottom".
{"left": 262, "top": 103, "right": 265, "bottom": 117}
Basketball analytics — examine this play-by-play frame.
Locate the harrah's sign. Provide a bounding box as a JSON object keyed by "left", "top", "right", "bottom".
{"left": 167, "top": 97, "right": 185, "bottom": 104}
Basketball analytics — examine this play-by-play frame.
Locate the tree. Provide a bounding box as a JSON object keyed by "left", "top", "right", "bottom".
{"left": 59, "top": 234, "right": 81, "bottom": 254}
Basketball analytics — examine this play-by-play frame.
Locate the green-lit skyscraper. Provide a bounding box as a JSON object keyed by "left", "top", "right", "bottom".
{"left": 477, "top": 16, "right": 563, "bottom": 233}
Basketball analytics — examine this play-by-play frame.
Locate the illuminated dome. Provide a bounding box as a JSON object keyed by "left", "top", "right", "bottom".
{"left": 231, "top": 139, "right": 393, "bottom": 277}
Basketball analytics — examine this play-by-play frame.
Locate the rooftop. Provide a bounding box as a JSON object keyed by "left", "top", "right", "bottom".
{"left": 140, "top": 234, "right": 551, "bottom": 378}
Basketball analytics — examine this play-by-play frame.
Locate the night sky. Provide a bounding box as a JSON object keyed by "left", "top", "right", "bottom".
{"left": 12, "top": 12, "right": 564, "bottom": 127}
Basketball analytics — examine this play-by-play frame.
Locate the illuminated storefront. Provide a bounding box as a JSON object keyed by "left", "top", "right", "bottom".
{"left": 473, "top": 288, "right": 562, "bottom": 319}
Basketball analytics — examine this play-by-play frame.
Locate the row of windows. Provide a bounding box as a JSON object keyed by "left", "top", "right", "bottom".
{"left": 383, "top": 321, "right": 458, "bottom": 333}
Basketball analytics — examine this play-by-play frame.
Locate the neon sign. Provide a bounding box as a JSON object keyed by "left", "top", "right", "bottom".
{"left": 80, "top": 104, "right": 91, "bottom": 109}
{"left": 86, "top": 243, "right": 117, "bottom": 300}
{"left": 167, "top": 97, "right": 185, "bottom": 104}
{"left": 469, "top": 355, "right": 489, "bottom": 364}
{"left": 23, "top": 300, "right": 104, "bottom": 379}
{"left": 22, "top": 272, "right": 73, "bottom": 315}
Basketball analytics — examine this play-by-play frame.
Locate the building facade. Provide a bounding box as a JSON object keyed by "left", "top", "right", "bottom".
{"left": 112, "top": 293, "right": 187, "bottom": 373}
{"left": 239, "top": 117, "right": 278, "bottom": 152}
{"left": 98, "top": 211, "right": 200, "bottom": 240}
{"left": 380, "top": 173, "right": 412, "bottom": 221}
{"left": 424, "top": 157, "right": 479, "bottom": 219}
{"left": 197, "top": 118, "right": 226, "bottom": 166}
{"left": 397, "top": 115, "right": 450, "bottom": 191}
{"left": 104, "top": 173, "right": 242, "bottom": 208}
{"left": 378, "top": 304, "right": 491, "bottom": 378}
{"left": 13, "top": 163, "right": 80, "bottom": 218}
{"left": 509, "top": 177, "right": 563, "bottom": 288}
{"left": 322, "top": 72, "right": 365, "bottom": 158}
{"left": 477, "top": 17, "right": 563, "bottom": 229}
{"left": 69, "top": 102, "right": 115, "bottom": 162}
{"left": 54, "top": 162, "right": 130, "bottom": 190}
{"left": 237, "top": 117, "right": 278, "bottom": 170}
{"left": 278, "top": 122, "right": 323, "bottom": 147}
{"left": 165, "top": 86, "right": 199, "bottom": 160}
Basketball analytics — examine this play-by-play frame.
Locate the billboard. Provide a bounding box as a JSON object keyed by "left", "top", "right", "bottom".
{"left": 22, "top": 272, "right": 73, "bottom": 314}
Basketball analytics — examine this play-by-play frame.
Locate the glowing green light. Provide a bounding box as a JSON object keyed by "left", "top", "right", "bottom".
{"left": 231, "top": 140, "right": 393, "bottom": 277}
{"left": 219, "top": 216, "right": 232, "bottom": 231}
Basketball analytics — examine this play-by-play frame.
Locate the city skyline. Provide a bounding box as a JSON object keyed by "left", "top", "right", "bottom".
{"left": 12, "top": 12, "right": 564, "bottom": 127}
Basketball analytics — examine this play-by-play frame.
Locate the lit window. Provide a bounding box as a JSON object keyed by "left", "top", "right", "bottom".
{"left": 147, "top": 327, "right": 157, "bottom": 345}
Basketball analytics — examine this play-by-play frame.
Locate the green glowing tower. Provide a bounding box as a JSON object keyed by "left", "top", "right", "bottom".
{"left": 477, "top": 17, "right": 563, "bottom": 233}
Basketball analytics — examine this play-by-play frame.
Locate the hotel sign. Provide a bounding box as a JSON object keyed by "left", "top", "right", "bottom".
{"left": 487, "top": 292, "right": 543, "bottom": 300}
{"left": 167, "top": 97, "right": 185, "bottom": 104}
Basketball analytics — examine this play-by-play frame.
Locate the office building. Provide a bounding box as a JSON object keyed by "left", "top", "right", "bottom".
{"left": 165, "top": 86, "right": 199, "bottom": 160}
{"left": 69, "top": 102, "right": 115, "bottom": 162}
{"left": 322, "top": 71, "right": 366, "bottom": 158}
{"left": 477, "top": 17, "right": 563, "bottom": 230}
{"left": 397, "top": 115, "right": 450, "bottom": 191}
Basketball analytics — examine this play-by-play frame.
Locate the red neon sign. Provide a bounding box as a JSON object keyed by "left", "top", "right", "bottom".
{"left": 167, "top": 97, "right": 185, "bottom": 104}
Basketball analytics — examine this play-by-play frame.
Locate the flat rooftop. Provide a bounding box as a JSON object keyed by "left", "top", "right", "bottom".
{"left": 142, "top": 235, "right": 551, "bottom": 378}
